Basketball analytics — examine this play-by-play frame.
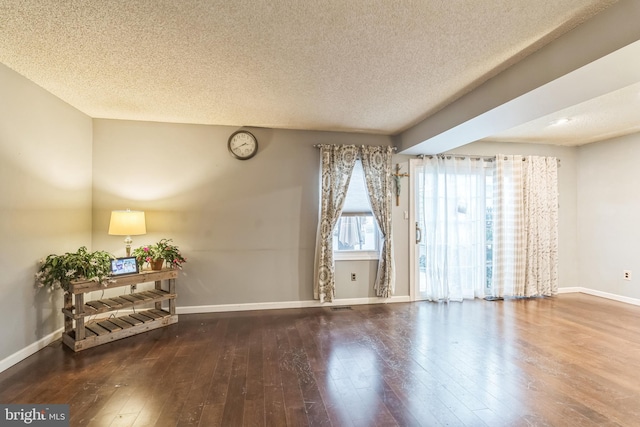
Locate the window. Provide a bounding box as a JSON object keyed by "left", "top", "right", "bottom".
{"left": 333, "top": 160, "right": 380, "bottom": 260}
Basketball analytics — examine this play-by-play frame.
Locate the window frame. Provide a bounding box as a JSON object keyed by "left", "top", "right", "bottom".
{"left": 332, "top": 159, "right": 380, "bottom": 261}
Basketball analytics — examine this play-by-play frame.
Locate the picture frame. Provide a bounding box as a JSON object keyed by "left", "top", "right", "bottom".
{"left": 110, "top": 256, "right": 139, "bottom": 276}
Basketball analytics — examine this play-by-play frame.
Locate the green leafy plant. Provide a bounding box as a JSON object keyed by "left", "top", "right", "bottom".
{"left": 35, "top": 247, "right": 116, "bottom": 292}
{"left": 132, "top": 238, "right": 187, "bottom": 269}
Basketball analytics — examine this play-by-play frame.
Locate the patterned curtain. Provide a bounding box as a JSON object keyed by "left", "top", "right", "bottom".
{"left": 523, "top": 156, "right": 559, "bottom": 296}
{"left": 313, "top": 145, "right": 358, "bottom": 302}
{"left": 492, "top": 155, "right": 558, "bottom": 297}
{"left": 361, "top": 145, "right": 395, "bottom": 297}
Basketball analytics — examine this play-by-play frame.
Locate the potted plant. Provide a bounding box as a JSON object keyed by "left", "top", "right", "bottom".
{"left": 132, "top": 238, "right": 187, "bottom": 270}
{"left": 35, "top": 246, "right": 116, "bottom": 292}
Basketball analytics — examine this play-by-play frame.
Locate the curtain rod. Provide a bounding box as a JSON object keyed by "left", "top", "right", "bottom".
{"left": 419, "top": 154, "right": 561, "bottom": 165}
{"left": 418, "top": 154, "right": 495, "bottom": 161}
{"left": 313, "top": 144, "right": 397, "bottom": 151}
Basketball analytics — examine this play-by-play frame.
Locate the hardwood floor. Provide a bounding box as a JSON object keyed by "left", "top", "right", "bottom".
{"left": 2, "top": 293, "right": 640, "bottom": 426}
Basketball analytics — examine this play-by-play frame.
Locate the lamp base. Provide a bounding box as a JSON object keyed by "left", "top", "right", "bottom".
{"left": 124, "top": 236, "right": 133, "bottom": 257}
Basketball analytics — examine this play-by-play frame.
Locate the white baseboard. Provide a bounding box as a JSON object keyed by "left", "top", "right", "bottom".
{"left": 0, "top": 327, "right": 63, "bottom": 374}
{"left": 558, "top": 286, "right": 640, "bottom": 306}
{"left": 557, "top": 287, "right": 583, "bottom": 294}
{"left": 177, "top": 295, "right": 412, "bottom": 314}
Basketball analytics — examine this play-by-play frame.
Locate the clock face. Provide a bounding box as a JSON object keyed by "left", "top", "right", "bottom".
{"left": 228, "top": 131, "right": 258, "bottom": 160}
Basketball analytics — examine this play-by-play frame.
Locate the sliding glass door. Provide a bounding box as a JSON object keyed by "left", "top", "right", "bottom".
{"left": 410, "top": 157, "right": 494, "bottom": 301}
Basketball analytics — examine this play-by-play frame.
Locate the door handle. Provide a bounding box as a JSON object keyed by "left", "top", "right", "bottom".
{"left": 416, "top": 222, "right": 422, "bottom": 244}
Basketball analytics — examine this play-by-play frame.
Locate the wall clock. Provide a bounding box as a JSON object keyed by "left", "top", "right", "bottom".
{"left": 228, "top": 130, "right": 258, "bottom": 160}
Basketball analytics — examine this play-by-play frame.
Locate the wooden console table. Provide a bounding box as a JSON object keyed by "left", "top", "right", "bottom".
{"left": 62, "top": 269, "right": 178, "bottom": 352}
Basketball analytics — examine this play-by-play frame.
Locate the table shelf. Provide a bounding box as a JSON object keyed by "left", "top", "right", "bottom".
{"left": 62, "top": 269, "right": 178, "bottom": 352}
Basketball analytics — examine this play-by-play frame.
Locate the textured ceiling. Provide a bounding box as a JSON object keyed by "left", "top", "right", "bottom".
{"left": 0, "top": 0, "right": 622, "bottom": 139}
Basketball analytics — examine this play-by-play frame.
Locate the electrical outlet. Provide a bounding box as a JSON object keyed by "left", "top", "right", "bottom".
{"left": 624, "top": 270, "right": 632, "bottom": 281}
{"left": 351, "top": 273, "right": 357, "bottom": 281}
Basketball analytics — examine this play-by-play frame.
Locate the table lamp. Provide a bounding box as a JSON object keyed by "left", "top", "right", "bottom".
{"left": 108, "top": 209, "right": 147, "bottom": 256}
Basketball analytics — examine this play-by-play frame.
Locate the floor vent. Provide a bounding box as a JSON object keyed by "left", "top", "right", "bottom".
{"left": 331, "top": 306, "right": 353, "bottom": 311}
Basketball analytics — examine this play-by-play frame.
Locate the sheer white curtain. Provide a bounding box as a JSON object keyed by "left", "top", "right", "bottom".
{"left": 419, "top": 156, "right": 491, "bottom": 301}
{"left": 361, "top": 145, "right": 395, "bottom": 297}
{"left": 492, "top": 155, "right": 558, "bottom": 298}
{"left": 313, "top": 145, "right": 358, "bottom": 302}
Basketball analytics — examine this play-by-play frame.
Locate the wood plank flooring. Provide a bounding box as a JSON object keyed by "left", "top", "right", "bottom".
{"left": 1, "top": 293, "right": 640, "bottom": 426}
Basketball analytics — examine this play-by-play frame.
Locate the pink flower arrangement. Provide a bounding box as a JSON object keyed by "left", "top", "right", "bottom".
{"left": 132, "top": 239, "right": 187, "bottom": 269}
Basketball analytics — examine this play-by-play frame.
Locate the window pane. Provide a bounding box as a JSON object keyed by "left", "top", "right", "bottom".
{"left": 342, "top": 160, "right": 372, "bottom": 214}
{"left": 332, "top": 159, "right": 378, "bottom": 253}
{"left": 333, "top": 215, "right": 378, "bottom": 251}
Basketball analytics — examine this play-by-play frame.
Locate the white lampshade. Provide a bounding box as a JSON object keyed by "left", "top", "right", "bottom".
{"left": 109, "top": 210, "right": 146, "bottom": 256}
{"left": 108, "top": 210, "right": 147, "bottom": 236}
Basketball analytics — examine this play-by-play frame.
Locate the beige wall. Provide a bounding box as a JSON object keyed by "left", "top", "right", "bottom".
{"left": 91, "top": 119, "right": 410, "bottom": 308}
{"left": 577, "top": 132, "right": 640, "bottom": 298}
{"left": 0, "top": 63, "right": 93, "bottom": 362}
